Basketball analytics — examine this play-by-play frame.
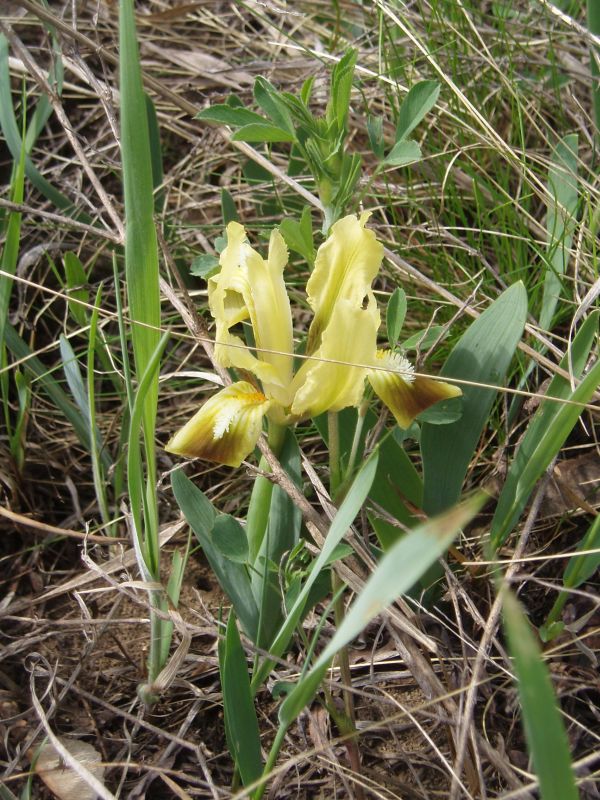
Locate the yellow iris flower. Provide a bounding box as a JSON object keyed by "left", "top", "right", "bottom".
{"left": 166, "top": 213, "right": 461, "bottom": 467}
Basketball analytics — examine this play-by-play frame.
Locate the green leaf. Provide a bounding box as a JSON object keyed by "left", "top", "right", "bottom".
{"left": 0, "top": 125, "right": 25, "bottom": 356}
{"left": 250, "top": 430, "right": 303, "bottom": 647}
{"left": 253, "top": 76, "right": 295, "bottom": 135}
{"left": 0, "top": 35, "right": 88, "bottom": 220}
{"left": 221, "top": 188, "right": 238, "bottom": 224}
{"left": 422, "top": 282, "right": 528, "bottom": 514}
{"left": 145, "top": 93, "right": 165, "bottom": 214}
{"left": 278, "top": 494, "right": 484, "bottom": 727}
{"left": 502, "top": 589, "right": 578, "bottom": 800}
{"left": 417, "top": 395, "right": 463, "bottom": 424}
{"left": 540, "top": 134, "right": 578, "bottom": 331}
{"left": 327, "top": 48, "right": 357, "bottom": 132}
{"left": 196, "top": 104, "right": 267, "bottom": 127}
{"left": 402, "top": 325, "right": 445, "bottom": 351}
{"left": 171, "top": 469, "right": 260, "bottom": 642}
{"left": 367, "top": 114, "right": 385, "bottom": 159}
{"left": 395, "top": 80, "right": 440, "bottom": 143}
{"left": 221, "top": 614, "right": 263, "bottom": 787}
{"left": 279, "top": 206, "right": 315, "bottom": 266}
{"left": 251, "top": 452, "right": 379, "bottom": 691}
{"left": 563, "top": 513, "right": 600, "bottom": 588}
{"left": 386, "top": 287, "right": 407, "bottom": 347}
{"left": 63, "top": 252, "right": 89, "bottom": 328}
{"left": 384, "top": 139, "right": 422, "bottom": 167}
{"left": 231, "top": 122, "right": 295, "bottom": 143}
{"left": 490, "top": 310, "right": 600, "bottom": 549}
{"left": 213, "top": 514, "right": 249, "bottom": 563}
{"left": 190, "top": 253, "right": 220, "bottom": 279}
{"left": 4, "top": 324, "right": 110, "bottom": 470}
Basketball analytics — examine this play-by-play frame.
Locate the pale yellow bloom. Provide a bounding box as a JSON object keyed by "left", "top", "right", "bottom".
{"left": 166, "top": 214, "right": 461, "bottom": 467}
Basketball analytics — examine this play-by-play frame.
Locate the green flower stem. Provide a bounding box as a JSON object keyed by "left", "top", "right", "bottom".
{"left": 327, "top": 410, "right": 363, "bottom": 795}
{"left": 327, "top": 411, "right": 342, "bottom": 497}
{"left": 246, "top": 422, "right": 286, "bottom": 565}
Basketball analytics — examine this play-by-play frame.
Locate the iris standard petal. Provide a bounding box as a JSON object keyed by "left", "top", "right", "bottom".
{"left": 243, "top": 229, "right": 294, "bottom": 403}
{"left": 165, "top": 381, "right": 271, "bottom": 467}
{"left": 368, "top": 350, "right": 462, "bottom": 429}
{"left": 305, "top": 213, "right": 384, "bottom": 355}
{"left": 209, "top": 223, "right": 294, "bottom": 403}
{"left": 291, "top": 295, "right": 380, "bottom": 419}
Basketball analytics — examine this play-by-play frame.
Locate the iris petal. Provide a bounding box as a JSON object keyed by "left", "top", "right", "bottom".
{"left": 368, "top": 350, "right": 462, "bottom": 429}
{"left": 305, "top": 213, "right": 384, "bottom": 355}
{"left": 291, "top": 296, "right": 380, "bottom": 419}
{"left": 208, "top": 222, "right": 294, "bottom": 404}
{"left": 165, "top": 381, "right": 271, "bottom": 467}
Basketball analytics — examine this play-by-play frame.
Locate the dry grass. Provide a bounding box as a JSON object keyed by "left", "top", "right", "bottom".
{"left": 0, "top": 1, "right": 599, "bottom": 798}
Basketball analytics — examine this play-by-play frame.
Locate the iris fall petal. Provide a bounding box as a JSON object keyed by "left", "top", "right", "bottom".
{"left": 165, "top": 381, "right": 271, "bottom": 467}
{"left": 368, "top": 350, "right": 462, "bottom": 429}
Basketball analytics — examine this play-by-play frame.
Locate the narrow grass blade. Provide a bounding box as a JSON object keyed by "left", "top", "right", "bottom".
{"left": 63, "top": 252, "right": 89, "bottom": 328}
{"left": 278, "top": 494, "right": 483, "bottom": 727}
{"left": 542, "top": 514, "right": 600, "bottom": 641}
{"left": 251, "top": 452, "right": 379, "bottom": 691}
{"left": 220, "top": 614, "right": 263, "bottom": 787}
{"left": 0, "top": 35, "right": 86, "bottom": 218}
{"left": 126, "top": 331, "right": 169, "bottom": 577}
{"left": 0, "top": 120, "right": 25, "bottom": 353}
{"left": 87, "top": 288, "right": 111, "bottom": 528}
{"left": 502, "top": 589, "right": 578, "bottom": 800}
{"left": 491, "top": 311, "right": 599, "bottom": 549}
{"left": 421, "top": 282, "right": 528, "bottom": 514}
{"left": 588, "top": 0, "right": 600, "bottom": 137}
{"left": 540, "top": 134, "right": 578, "bottom": 332}
{"left": 4, "top": 324, "right": 110, "bottom": 470}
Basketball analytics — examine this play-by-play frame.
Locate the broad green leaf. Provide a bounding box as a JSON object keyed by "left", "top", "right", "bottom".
{"left": 395, "top": 80, "right": 440, "bottom": 143}
{"left": 253, "top": 76, "right": 295, "bottom": 135}
{"left": 384, "top": 139, "right": 422, "bottom": 166}
{"left": 490, "top": 310, "right": 599, "bottom": 549}
{"left": 231, "top": 122, "right": 295, "bottom": 143}
{"left": 221, "top": 615, "right": 263, "bottom": 787}
{"left": 171, "top": 469, "right": 260, "bottom": 642}
{"left": 422, "top": 282, "right": 528, "bottom": 514}
{"left": 417, "top": 395, "right": 463, "bottom": 424}
{"left": 502, "top": 589, "right": 578, "bottom": 800}
{"left": 213, "top": 514, "right": 249, "bottom": 564}
{"left": 251, "top": 452, "right": 379, "bottom": 691}
{"left": 63, "top": 252, "right": 89, "bottom": 328}
{"left": 196, "top": 104, "right": 268, "bottom": 127}
{"left": 278, "top": 494, "right": 483, "bottom": 727}
{"left": 386, "top": 287, "right": 407, "bottom": 347}
{"left": 540, "top": 134, "right": 578, "bottom": 331}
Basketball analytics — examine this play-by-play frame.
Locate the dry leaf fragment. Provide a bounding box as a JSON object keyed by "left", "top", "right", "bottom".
{"left": 33, "top": 738, "right": 106, "bottom": 800}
